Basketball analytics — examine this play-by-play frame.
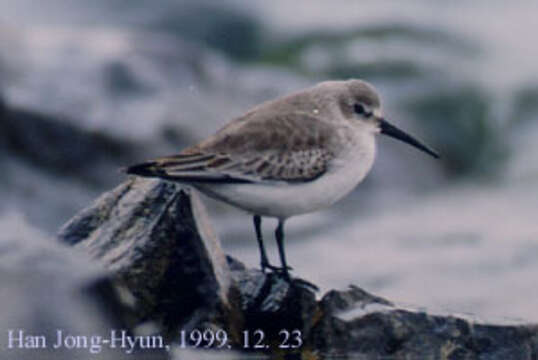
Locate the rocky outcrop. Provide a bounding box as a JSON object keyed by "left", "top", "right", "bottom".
{"left": 59, "top": 178, "right": 239, "bottom": 340}
{"left": 58, "top": 178, "right": 538, "bottom": 359}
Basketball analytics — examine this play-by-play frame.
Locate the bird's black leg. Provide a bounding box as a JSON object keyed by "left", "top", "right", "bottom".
{"left": 275, "top": 219, "right": 291, "bottom": 280}
{"left": 253, "top": 215, "right": 272, "bottom": 272}
{"left": 253, "top": 215, "right": 293, "bottom": 273}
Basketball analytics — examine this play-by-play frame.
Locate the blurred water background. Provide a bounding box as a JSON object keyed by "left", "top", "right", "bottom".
{"left": 1, "top": 0, "right": 538, "bottom": 322}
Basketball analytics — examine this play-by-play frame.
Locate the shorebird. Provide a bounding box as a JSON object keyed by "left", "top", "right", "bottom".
{"left": 126, "top": 79, "right": 439, "bottom": 280}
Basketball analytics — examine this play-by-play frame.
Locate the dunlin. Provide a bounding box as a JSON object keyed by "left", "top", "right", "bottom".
{"left": 126, "top": 79, "right": 439, "bottom": 279}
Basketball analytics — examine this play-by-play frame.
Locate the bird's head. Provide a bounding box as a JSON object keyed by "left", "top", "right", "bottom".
{"left": 340, "top": 79, "right": 439, "bottom": 159}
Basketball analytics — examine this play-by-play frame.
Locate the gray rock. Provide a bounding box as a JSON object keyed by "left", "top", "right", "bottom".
{"left": 228, "top": 269, "right": 538, "bottom": 358}
{"left": 311, "top": 285, "right": 538, "bottom": 359}
{"left": 227, "top": 258, "right": 318, "bottom": 347}
{"left": 59, "top": 178, "right": 538, "bottom": 358}
{"left": 59, "top": 178, "right": 242, "bottom": 339}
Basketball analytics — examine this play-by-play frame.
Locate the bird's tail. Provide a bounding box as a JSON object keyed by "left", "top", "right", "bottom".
{"left": 123, "top": 152, "right": 257, "bottom": 183}
{"left": 123, "top": 161, "right": 164, "bottom": 177}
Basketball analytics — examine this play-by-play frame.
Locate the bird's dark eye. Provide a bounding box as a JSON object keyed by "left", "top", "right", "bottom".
{"left": 354, "top": 103, "right": 366, "bottom": 115}
{"left": 354, "top": 103, "right": 374, "bottom": 117}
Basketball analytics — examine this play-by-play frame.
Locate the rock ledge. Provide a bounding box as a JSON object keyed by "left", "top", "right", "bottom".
{"left": 59, "top": 179, "right": 538, "bottom": 359}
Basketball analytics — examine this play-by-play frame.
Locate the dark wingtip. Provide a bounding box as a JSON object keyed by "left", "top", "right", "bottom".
{"left": 123, "top": 162, "right": 160, "bottom": 177}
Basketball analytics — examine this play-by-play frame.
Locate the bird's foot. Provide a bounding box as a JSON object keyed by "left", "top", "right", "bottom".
{"left": 291, "top": 278, "right": 319, "bottom": 292}
{"left": 260, "top": 264, "right": 319, "bottom": 291}
{"left": 260, "top": 261, "right": 293, "bottom": 274}
{"left": 267, "top": 270, "right": 319, "bottom": 292}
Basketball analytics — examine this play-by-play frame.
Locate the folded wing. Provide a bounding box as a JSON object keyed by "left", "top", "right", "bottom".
{"left": 126, "top": 112, "right": 336, "bottom": 184}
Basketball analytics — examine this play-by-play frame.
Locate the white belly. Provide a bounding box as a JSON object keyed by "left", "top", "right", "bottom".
{"left": 194, "top": 139, "right": 376, "bottom": 219}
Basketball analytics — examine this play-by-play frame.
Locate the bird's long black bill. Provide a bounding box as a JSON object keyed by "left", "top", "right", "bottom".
{"left": 379, "top": 119, "right": 440, "bottom": 159}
